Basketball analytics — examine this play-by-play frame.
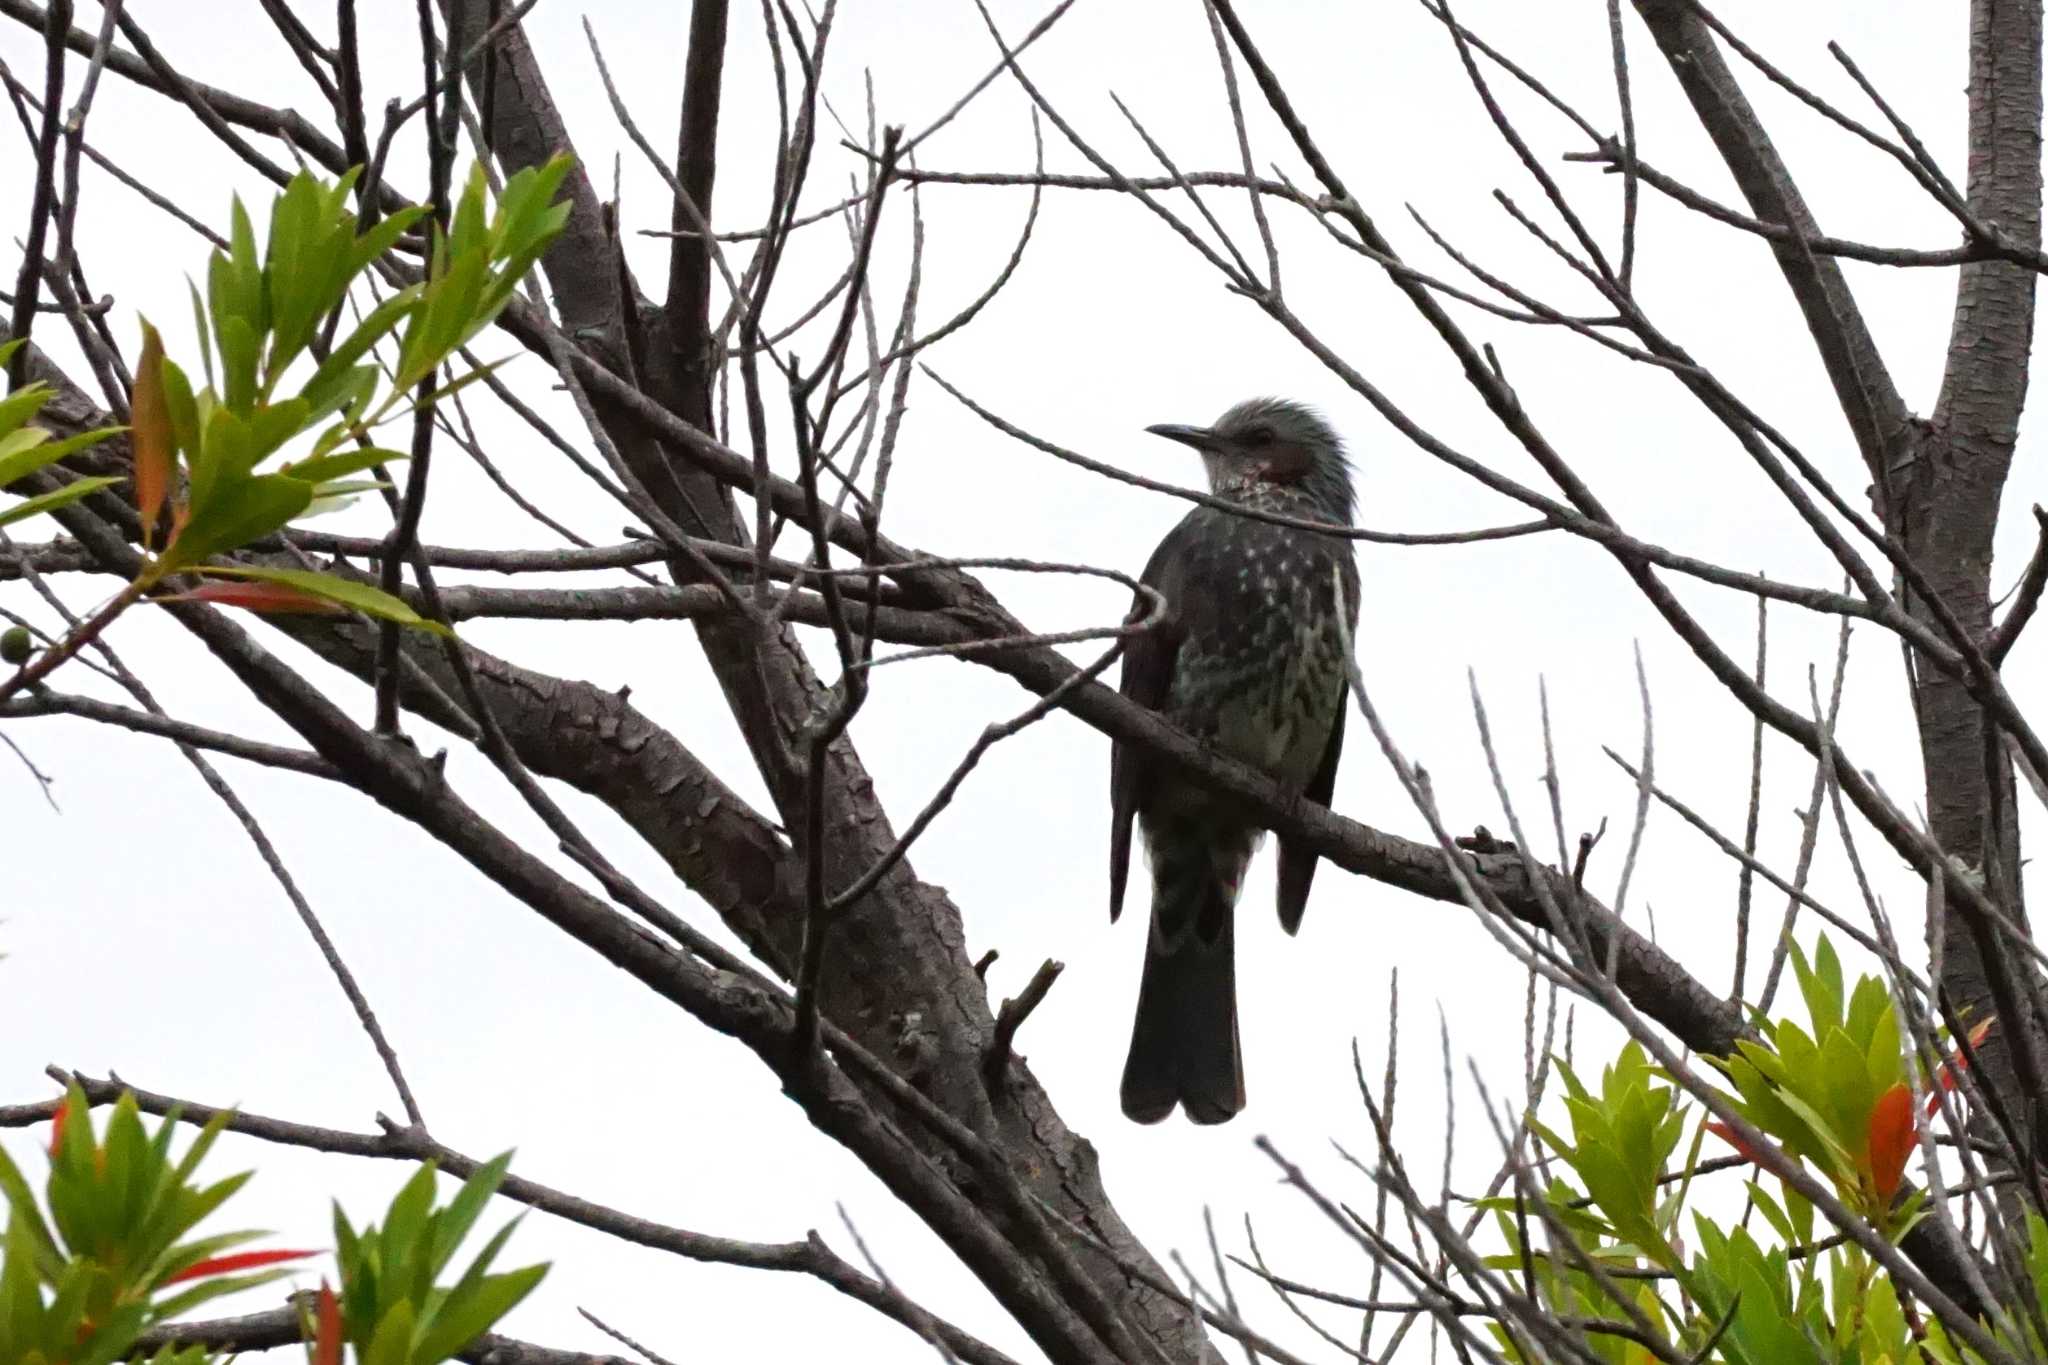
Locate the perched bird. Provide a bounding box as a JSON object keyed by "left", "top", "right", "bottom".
{"left": 1110, "top": 397, "right": 1360, "bottom": 1124}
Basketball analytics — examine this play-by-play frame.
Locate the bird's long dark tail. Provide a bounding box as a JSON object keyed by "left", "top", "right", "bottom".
{"left": 1120, "top": 838, "right": 1245, "bottom": 1125}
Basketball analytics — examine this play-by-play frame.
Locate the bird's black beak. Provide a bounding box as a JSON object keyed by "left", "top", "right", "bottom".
{"left": 1145, "top": 422, "right": 1216, "bottom": 452}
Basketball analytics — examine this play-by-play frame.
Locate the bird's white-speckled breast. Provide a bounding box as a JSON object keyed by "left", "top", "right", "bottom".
{"left": 1164, "top": 499, "right": 1354, "bottom": 790}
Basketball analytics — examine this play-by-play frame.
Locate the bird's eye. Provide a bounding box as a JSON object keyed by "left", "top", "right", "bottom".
{"left": 1241, "top": 425, "right": 1275, "bottom": 446}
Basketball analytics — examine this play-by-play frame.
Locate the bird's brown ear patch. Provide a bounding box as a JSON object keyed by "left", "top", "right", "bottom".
{"left": 1260, "top": 442, "right": 1314, "bottom": 483}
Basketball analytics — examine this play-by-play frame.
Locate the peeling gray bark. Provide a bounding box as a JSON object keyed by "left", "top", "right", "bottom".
{"left": 1638, "top": 0, "right": 2048, "bottom": 1181}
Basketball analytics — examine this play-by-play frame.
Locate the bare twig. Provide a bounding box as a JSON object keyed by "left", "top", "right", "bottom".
{"left": 983, "top": 958, "right": 1064, "bottom": 1089}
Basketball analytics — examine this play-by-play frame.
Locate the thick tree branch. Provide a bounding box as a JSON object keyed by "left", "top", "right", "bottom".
{"left": 1907, "top": 0, "right": 2048, "bottom": 1173}
{"left": 30, "top": 480, "right": 1126, "bottom": 1365}
{"left": 437, "top": 12, "right": 1219, "bottom": 1358}
{"left": 664, "top": 0, "right": 728, "bottom": 394}
{"left": 1630, "top": 0, "right": 1911, "bottom": 482}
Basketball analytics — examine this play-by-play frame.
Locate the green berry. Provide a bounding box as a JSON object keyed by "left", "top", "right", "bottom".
{"left": 0, "top": 626, "right": 33, "bottom": 665}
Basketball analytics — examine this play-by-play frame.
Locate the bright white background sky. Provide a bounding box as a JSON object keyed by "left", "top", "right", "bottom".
{"left": 2, "top": 2, "right": 2038, "bottom": 1361}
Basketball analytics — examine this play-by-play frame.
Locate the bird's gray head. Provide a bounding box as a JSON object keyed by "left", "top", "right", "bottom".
{"left": 1146, "top": 396, "right": 1354, "bottom": 525}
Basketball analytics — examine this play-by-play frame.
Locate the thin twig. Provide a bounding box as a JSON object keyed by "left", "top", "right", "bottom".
{"left": 983, "top": 958, "right": 1064, "bottom": 1089}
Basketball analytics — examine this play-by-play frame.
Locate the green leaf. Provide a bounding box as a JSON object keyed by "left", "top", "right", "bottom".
{"left": 0, "top": 384, "right": 54, "bottom": 445}
{"left": 347, "top": 206, "right": 430, "bottom": 281}
{"left": 430, "top": 1152, "right": 513, "bottom": 1277}
{"left": 135, "top": 1170, "right": 252, "bottom": 1266}
{"left": 362, "top": 1298, "right": 417, "bottom": 1365}
{"left": 301, "top": 482, "right": 388, "bottom": 520}
{"left": 303, "top": 290, "right": 419, "bottom": 418}
{"left": 150, "top": 1265, "right": 303, "bottom": 1322}
{"left": 1863, "top": 999, "right": 1903, "bottom": 1094}
{"left": 381, "top": 1161, "right": 443, "bottom": 1293}
{"left": 187, "top": 278, "right": 215, "bottom": 391}
{"left": 406, "top": 355, "right": 509, "bottom": 415}
{"left": 0, "top": 1139, "right": 58, "bottom": 1265}
{"left": 1844, "top": 973, "right": 1891, "bottom": 1052}
{"left": 161, "top": 474, "right": 312, "bottom": 569}
{"left": 1775, "top": 1023, "right": 1821, "bottom": 1094}
{"left": 1797, "top": 938, "right": 1845, "bottom": 1036}
{"left": 448, "top": 164, "right": 490, "bottom": 263}
{"left": 1818, "top": 1027, "right": 1877, "bottom": 1166}
{"left": 395, "top": 250, "right": 489, "bottom": 392}
{"left": 200, "top": 567, "right": 451, "bottom": 635}
{"left": 167, "top": 1103, "right": 238, "bottom": 1188}
{"left": 105, "top": 1094, "right": 150, "bottom": 1244}
{"left": 216, "top": 398, "right": 315, "bottom": 482}
{"left": 1773, "top": 1086, "right": 1854, "bottom": 1183}
{"left": 160, "top": 358, "right": 200, "bottom": 462}
{"left": 229, "top": 197, "right": 264, "bottom": 320}
{"left": 306, "top": 370, "right": 382, "bottom": 457}
{"left": 0, "top": 476, "right": 122, "bottom": 531}
{"left": 214, "top": 315, "right": 263, "bottom": 415}
{"left": 73, "top": 1303, "right": 154, "bottom": 1365}
{"left": 415, "top": 1263, "right": 545, "bottom": 1364}
{"left": 0, "top": 425, "right": 121, "bottom": 491}
{"left": 261, "top": 172, "right": 326, "bottom": 379}
{"left": 280, "top": 447, "right": 404, "bottom": 485}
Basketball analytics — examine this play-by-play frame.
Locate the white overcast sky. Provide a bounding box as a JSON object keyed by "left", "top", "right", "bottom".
{"left": 3, "top": 2, "right": 2038, "bottom": 1361}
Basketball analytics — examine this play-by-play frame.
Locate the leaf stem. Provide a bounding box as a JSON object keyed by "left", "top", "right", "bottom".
{"left": 0, "top": 574, "right": 148, "bottom": 704}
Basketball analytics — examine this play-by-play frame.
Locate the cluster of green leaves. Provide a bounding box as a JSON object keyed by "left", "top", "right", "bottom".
{"left": 1494, "top": 1046, "right": 1690, "bottom": 1360}
{"left": 1684, "top": 1210, "right": 1931, "bottom": 1365}
{"left": 322, "top": 1155, "right": 545, "bottom": 1365}
{"left": 131, "top": 158, "right": 571, "bottom": 622}
{"left": 1484, "top": 937, "right": 2022, "bottom": 1365}
{"left": 1530, "top": 1042, "right": 1694, "bottom": 1274}
{"left": 0, "top": 1087, "right": 547, "bottom": 1365}
{"left": 1715, "top": 939, "right": 1920, "bottom": 1231}
{"left": 0, "top": 339, "right": 121, "bottom": 536}
{"left": 0, "top": 1086, "right": 305, "bottom": 1365}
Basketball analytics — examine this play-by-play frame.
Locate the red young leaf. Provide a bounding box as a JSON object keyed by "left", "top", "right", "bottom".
{"left": 312, "top": 1282, "right": 343, "bottom": 1365}
{"left": 1705, "top": 1120, "right": 1765, "bottom": 1166}
{"left": 163, "top": 1247, "right": 318, "bottom": 1284}
{"left": 46, "top": 1098, "right": 67, "bottom": 1154}
{"left": 131, "top": 322, "right": 174, "bottom": 551}
{"left": 1868, "top": 1082, "right": 1916, "bottom": 1203}
{"left": 164, "top": 580, "right": 347, "bottom": 615}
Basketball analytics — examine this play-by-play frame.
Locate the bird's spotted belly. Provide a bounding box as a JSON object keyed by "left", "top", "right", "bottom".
{"left": 1178, "top": 620, "right": 1347, "bottom": 789}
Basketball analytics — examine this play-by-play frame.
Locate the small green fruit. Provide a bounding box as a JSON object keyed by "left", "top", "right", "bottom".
{"left": 0, "top": 626, "right": 32, "bottom": 665}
